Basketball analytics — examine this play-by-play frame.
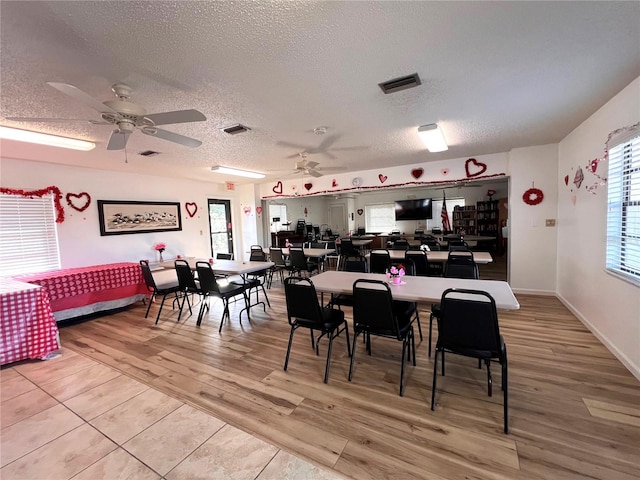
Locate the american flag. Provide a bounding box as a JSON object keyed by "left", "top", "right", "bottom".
{"left": 441, "top": 194, "right": 451, "bottom": 232}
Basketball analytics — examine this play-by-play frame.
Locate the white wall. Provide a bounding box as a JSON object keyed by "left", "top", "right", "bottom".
{"left": 557, "top": 77, "right": 640, "bottom": 378}
{"left": 508, "top": 144, "right": 559, "bottom": 294}
{"left": 0, "top": 157, "right": 249, "bottom": 267}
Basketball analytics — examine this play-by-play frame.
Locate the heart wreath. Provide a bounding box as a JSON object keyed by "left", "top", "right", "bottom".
{"left": 465, "top": 158, "right": 487, "bottom": 178}
{"left": 522, "top": 188, "right": 544, "bottom": 206}
{"left": 185, "top": 202, "right": 198, "bottom": 218}
{"left": 66, "top": 192, "right": 91, "bottom": 212}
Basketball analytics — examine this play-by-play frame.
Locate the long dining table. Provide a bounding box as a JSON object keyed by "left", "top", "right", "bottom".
{"left": 309, "top": 270, "right": 519, "bottom": 310}
{"left": 366, "top": 250, "right": 493, "bottom": 264}
{"left": 264, "top": 247, "right": 335, "bottom": 271}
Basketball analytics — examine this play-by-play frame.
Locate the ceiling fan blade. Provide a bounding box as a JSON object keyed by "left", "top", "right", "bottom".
{"left": 144, "top": 109, "right": 206, "bottom": 126}
{"left": 107, "top": 131, "right": 130, "bottom": 150}
{"left": 320, "top": 151, "right": 337, "bottom": 160}
{"left": 5, "top": 117, "right": 108, "bottom": 125}
{"left": 277, "top": 140, "right": 310, "bottom": 150}
{"left": 316, "top": 134, "right": 340, "bottom": 152}
{"left": 318, "top": 166, "right": 347, "bottom": 172}
{"left": 47, "top": 82, "right": 116, "bottom": 114}
{"left": 305, "top": 160, "right": 320, "bottom": 170}
{"left": 143, "top": 127, "right": 202, "bottom": 148}
{"left": 308, "top": 169, "right": 323, "bottom": 178}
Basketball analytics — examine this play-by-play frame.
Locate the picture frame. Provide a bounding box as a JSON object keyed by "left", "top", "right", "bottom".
{"left": 97, "top": 200, "right": 182, "bottom": 236}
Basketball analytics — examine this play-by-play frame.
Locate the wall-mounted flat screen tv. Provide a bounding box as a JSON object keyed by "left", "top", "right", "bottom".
{"left": 395, "top": 198, "right": 433, "bottom": 220}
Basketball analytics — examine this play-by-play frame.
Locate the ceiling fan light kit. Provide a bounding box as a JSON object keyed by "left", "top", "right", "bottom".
{"left": 418, "top": 123, "right": 448, "bottom": 152}
{"left": 0, "top": 126, "right": 96, "bottom": 151}
{"left": 210, "top": 166, "right": 265, "bottom": 179}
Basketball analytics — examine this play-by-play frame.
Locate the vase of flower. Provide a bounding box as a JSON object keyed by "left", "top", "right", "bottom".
{"left": 386, "top": 264, "right": 405, "bottom": 285}
{"left": 154, "top": 242, "right": 166, "bottom": 262}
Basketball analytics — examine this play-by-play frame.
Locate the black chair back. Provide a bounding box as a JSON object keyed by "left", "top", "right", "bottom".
{"left": 448, "top": 240, "right": 470, "bottom": 251}
{"left": 369, "top": 250, "right": 391, "bottom": 274}
{"left": 284, "top": 277, "right": 324, "bottom": 328}
{"left": 404, "top": 251, "right": 428, "bottom": 276}
{"left": 311, "top": 242, "right": 327, "bottom": 249}
{"left": 339, "top": 238, "right": 355, "bottom": 256}
{"left": 175, "top": 260, "right": 199, "bottom": 292}
{"left": 289, "top": 248, "right": 308, "bottom": 270}
{"left": 269, "top": 248, "right": 287, "bottom": 266}
{"left": 216, "top": 253, "right": 233, "bottom": 260}
{"left": 250, "top": 245, "right": 267, "bottom": 261}
{"left": 357, "top": 227, "right": 366, "bottom": 236}
{"left": 392, "top": 238, "right": 410, "bottom": 250}
{"left": 413, "top": 229, "right": 424, "bottom": 240}
{"left": 444, "top": 251, "right": 479, "bottom": 279}
{"left": 343, "top": 254, "right": 367, "bottom": 273}
{"left": 438, "top": 289, "right": 501, "bottom": 356}
{"left": 139, "top": 260, "right": 157, "bottom": 292}
{"left": 195, "top": 261, "right": 222, "bottom": 294}
{"left": 353, "top": 279, "right": 402, "bottom": 338}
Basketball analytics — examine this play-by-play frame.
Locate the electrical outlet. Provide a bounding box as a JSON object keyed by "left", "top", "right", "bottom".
{"left": 545, "top": 219, "right": 556, "bottom": 227}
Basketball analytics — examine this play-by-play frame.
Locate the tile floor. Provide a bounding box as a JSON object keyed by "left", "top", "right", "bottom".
{"left": 0, "top": 348, "right": 346, "bottom": 480}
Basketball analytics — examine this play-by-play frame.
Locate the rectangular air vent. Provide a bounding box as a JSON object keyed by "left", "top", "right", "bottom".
{"left": 221, "top": 124, "right": 251, "bottom": 135}
{"left": 139, "top": 150, "right": 160, "bottom": 157}
{"left": 378, "top": 73, "right": 421, "bottom": 94}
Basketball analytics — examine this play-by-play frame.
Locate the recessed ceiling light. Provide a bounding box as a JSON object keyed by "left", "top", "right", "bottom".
{"left": 0, "top": 126, "right": 95, "bottom": 151}
{"left": 418, "top": 124, "right": 448, "bottom": 152}
{"left": 210, "top": 166, "right": 265, "bottom": 179}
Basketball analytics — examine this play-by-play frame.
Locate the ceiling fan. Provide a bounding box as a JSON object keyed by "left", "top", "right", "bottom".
{"left": 280, "top": 152, "right": 347, "bottom": 178}
{"left": 6, "top": 82, "right": 206, "bottom": 150}
{"left": 277, "top": 133, "right": 368, "bottom": 160}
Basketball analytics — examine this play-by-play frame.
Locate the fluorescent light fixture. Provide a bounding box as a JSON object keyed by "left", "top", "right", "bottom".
{"left": 0, "top": 126, "right": 95, "bottom": 151}
{"left": 210, "top": 166, "right": 265, "bottom": 179}
{"left": 418, "top": 124, "right": 448, "bottom": 152}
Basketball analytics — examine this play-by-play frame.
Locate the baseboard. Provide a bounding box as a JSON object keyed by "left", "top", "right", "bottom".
{"left": 556, "top": 293, "right": 640, "bottom": 382}
{"left": 511, "top": 288, "right": 556, "bottom": 296}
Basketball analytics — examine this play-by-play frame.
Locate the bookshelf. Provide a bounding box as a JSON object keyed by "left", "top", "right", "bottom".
{"left": 452, "top": 205, "right": 476, "bottom": 235}
{"left": 476, "top": 200, "right": 500, "bottom": 235}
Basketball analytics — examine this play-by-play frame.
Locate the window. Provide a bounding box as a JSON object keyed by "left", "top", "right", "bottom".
{"left": 0, "top": 194, "right": 61, "bottom": 277}
{"left": 606, "top": 129, "right": 640, "bottom": 284}
{"left": 365, "top": 203, "right": 395, "bottom": 232}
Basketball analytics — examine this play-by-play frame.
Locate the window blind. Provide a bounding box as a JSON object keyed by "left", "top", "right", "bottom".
{"left": 0, "top": 194, "right": 61, "bottom": 277}
{"left": 365, "top": 204, "right": 395, "bottom": 232}
{"left": 606, "top": 130, "right": 640, "bottom": 284}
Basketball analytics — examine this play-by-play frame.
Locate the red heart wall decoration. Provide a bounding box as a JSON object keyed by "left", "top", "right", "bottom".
{"left": 65, "top": 192, "right": 91, "bottom": 212}
{"left": 411, "top": 168, "right": 423, "bottom": 179}
{"left": 272, "top": 181, "right": 283, "bottom": 194}
{"left": 465, "top": 158, "right": 487, "bottom": 178}
{"left": 185, "top": 202, "right": 198, "bottom": 218}
{"left": 378, "top": 174, "right": 387, "bottom": 184}
{"left": 256, "top": 206, "right": 263, "bottom": 215}
{"left": 357, "top": 208, "right": 364, "bottom": 216}
{"left": 564, "top": 175, "right": 569, "bottom": 186}
{"left": 332, "top": 179, "right": 338, "bottom": 188}
{"left": 304, "top": 183, "right": 313, "bottom": 191}
{"left": 243, "top": 206, "right": 252, "bottom": 215}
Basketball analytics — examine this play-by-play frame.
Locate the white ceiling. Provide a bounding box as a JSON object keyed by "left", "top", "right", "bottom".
{"left": 1, "top": 1, "right": 639, "bottom": 184}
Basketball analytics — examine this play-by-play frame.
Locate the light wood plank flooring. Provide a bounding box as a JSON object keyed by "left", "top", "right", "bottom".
{"left": 59, "top": 272, "right": 639, "bottom": 480}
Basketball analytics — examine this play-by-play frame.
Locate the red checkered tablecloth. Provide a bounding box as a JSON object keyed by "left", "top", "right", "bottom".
{"left": 14, "top": 263, "right": 148, "bottom": 312}
{"left": 0, "top": 279, "right": 60, "bottom": 365}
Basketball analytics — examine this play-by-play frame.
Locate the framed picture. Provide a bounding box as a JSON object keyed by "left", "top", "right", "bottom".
{"left": 97, "top": 200, "right": 182, "bottom": 236}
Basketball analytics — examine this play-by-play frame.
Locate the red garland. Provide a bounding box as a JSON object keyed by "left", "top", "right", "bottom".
{"left": 522, "top": 188, "right": 544, "bottom": 206}
{"left": 0, "top": 186, "right": 65, "bottom": 222}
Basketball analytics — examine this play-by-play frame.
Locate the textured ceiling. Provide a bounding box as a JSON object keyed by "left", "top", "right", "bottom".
{"left": 1, "top": 1, "right": 639, "bottom": 184}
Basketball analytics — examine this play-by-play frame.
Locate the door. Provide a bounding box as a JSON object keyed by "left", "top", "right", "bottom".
{"left": 329, "top": 204, "right": 346, "bottom": 236}
{"left": 208, "top": 199, "right": 233, "bottom": 257}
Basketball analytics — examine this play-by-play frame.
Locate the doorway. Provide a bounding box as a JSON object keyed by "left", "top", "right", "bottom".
{"left": 208, "top": 199, "right": 233, "bottom": 258}
{"left": 329, "top": 204, "right": 346, "bottom": 236}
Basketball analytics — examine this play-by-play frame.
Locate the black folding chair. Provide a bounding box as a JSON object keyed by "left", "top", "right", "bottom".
{"left": 284, "top": 277, "right": 351, "bottom": 383}
{"left": 431, "top": 288, "right": 509, "bottom": 433}
{"left": 140, "top": 260, "right": 181, "bottom": 324}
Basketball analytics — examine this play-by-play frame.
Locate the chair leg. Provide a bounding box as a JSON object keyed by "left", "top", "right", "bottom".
{"left": 309, "top": 329, "right": 315, "bottom": 350}
{"left": 154, "top": 294, "right": 168, "bottom": 325}
{"left": 400, "top": 337, "right": 407, "bottom": 396}
{"left": 196, "top": 297, "right": 208, "bottom": 326}
{"left": 411, "top": 328, "right": 416, "bottom": 366}
{"left": 431, "top": 347, "right": 439, "bottom": 410}
{"left": 344, "top": 323, "right": 351, "bottom": 357}
{"left": 348, "top": 331, "right": 359, "bottom": 381}
{"left": 144, "top": 293, "right": 155, "bottom": 318}
{"left": 324, "top": 332, "right": 335, "bottom": 384}
{"left": 283, "top": 325, "right": 296, "bottom": 371}
{"left": 441, "top": 349, "right": 445, "bottom": 376}
{"left": 415, "top": 307, "right": 423, "bottom": 341}
{"left": 219, "top": 298, "right": 229, "bottom": 333}
{"left": 487, "top": 360, "right": 493, "bottom": 397}
{"left": 503, "top": 354, "right": 509, "bottom": 434}
{"left": 261, "top": 284, "right": 271, "bottom": 307}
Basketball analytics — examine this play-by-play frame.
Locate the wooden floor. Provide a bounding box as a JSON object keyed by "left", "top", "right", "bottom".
{"left": 60, "top": 263, "right": 640, "bottom": 480}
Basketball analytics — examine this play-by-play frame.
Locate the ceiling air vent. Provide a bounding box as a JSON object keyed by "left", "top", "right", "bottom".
{"left": 221, "top": 124, "right": 251, "bottom": 135}
{"left": 139, "top": 150, "right": 160, "bottom": 157}
{"left": 378, "top": 73, "right": 421, "bottom": 94}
